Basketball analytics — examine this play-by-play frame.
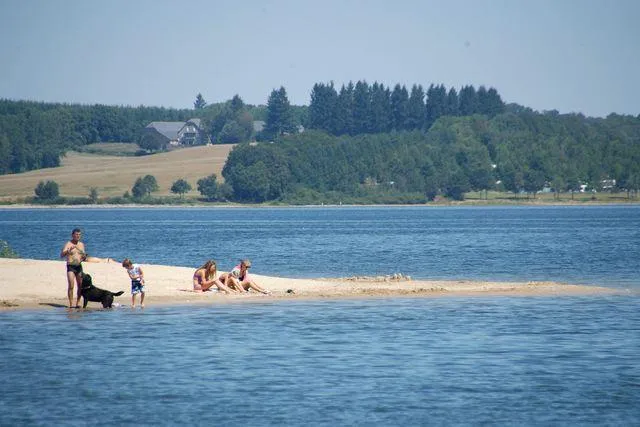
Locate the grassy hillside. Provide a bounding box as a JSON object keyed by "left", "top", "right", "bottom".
{"left": 0, "top": 145, "right": 234, "bottom": 201}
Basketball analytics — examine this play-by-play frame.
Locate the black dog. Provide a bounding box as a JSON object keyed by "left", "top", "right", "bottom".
{"left": 80, "top": 273, "right": 124, "bottom": 308}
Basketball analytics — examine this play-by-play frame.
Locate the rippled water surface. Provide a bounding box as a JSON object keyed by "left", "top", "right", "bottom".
{"left": 1, "top": 297, "right": 639, "bottom": 425}
{"left": 1, "top": 205, "right": 639, "bottom": 287}
{"left": 1, "top": 206, "right": 639, "bottom": 425}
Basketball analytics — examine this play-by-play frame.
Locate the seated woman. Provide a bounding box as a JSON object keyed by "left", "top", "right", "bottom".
{"left": 220, "top": 259, "right": 270, "bottom": 295}
{"left": 193, "top": 260, "right": 235, "bottom": 293}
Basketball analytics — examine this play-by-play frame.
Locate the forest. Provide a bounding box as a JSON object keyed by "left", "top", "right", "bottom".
{"left": 1, "top": 80, "right": 639, "bottom": 203}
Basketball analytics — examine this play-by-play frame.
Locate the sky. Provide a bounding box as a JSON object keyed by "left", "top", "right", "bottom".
{"left": 0, "top": 0, "right": 638, "bottom": 117}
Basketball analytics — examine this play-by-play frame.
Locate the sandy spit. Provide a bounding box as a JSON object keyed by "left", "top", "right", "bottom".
{"left": 0, "top": 258, "right": 625, "bottom": 312}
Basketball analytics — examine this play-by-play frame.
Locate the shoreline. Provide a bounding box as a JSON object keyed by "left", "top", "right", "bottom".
{"left": 1, "top": 199, "right": 639, "bottom": 209}
{"left": 0, "top": 258, "right": 630, "bottom": 312}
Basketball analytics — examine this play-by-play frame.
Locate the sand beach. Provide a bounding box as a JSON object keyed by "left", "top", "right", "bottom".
{"left": 0, "top": 258, "right": 622, "bottom": 312}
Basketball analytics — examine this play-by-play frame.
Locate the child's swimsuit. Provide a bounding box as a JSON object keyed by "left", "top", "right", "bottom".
{"left": 128, "top": 264, "right": 144, "bottom": 294}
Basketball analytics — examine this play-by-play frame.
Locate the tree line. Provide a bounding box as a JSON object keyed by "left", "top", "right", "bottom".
{"left": 308, "top": 81, "right": 504, "bottom": 136}
{"left": 0, "top": 99, "right": 194, "bottom": 174}
{"left": 0, "top": 81, "right": 501, "bottom": 175}
{"left": 223, "top": 111, "right": 640, "bottom": 203}
{"left": 0, "top": 95, "right": 305, "bottom": 174}
{"left": 2, "top": 84, "right": 640, "bottom": 205}
{"left": 29, "top": 173, "right": 231, "bottom": 205}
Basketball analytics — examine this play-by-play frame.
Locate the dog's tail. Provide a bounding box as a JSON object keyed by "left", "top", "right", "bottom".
{"left": 113, "top": 291, "right": 125, "bottom": 296}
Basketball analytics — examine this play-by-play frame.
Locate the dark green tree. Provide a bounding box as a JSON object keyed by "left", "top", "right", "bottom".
{"left": 446, "top": 87, "right": 459, "bottom": 116}
{"left": 131, "top": 175, "right": 159, "bottom": 199}
{"left": 485, "top": 87, "right": 505, "bottom": 117}
{"left": 139, "top": 131, "right": 167, "bottom": 152}
{"left": 334, "top": 82, "right": 355, "bottom": 135}
{"left": 352, "top": 80, "right": 371, "bottom": 134}
{"left": 524, "top": 168, "right": 546, "bottom": 198}
{"left": 551, "top": 176, "right": 565, "bottom": 200}
{"left": 171, "top": 179, "right": 192, "bottom": 198}
{"left": 369, "top": 82, "right": 392, "bottom": 133}
{"left": 219, "top": 121, "right": 247, "bottom": 143}
{"left": 89, "top": 187, "right": 99, "bottom": 204}
{"left": 230, "top": 94, "right": 244, "bottom": 113}
{"left": 499, "top": 161, "right": 525, "bottom": 197}
{"left": 222, "top": 144, "right": 291, "bottom": 202}
{"left": 264, "top": 86, "right": 296, "bottom": 138}
{"left": 566, "top": 173, "right": 581, "bottom": 200}
{"left": 197, "top": 174, "right": 220, "bottom": 201}
{"left": 34, "top": 180, "right": 59, "bottom": 200}
{"left": 426, "top": 84, "right": 448, "bottom": 129}
{"left": 405, "top": 84, "right": 425, "bottom": 130}
{"left": 459, "top": 85, "right": 478, "bottom": 116}
{"left": 390, "top": 84, "right": 409, "bottom": 131}
{"left": 309, "top": 82, "right": 338, "bottom": 133}
{"left": 0, "top": 133, "right": 12, "bottom": 174}
{"left": 194, "top": 93, "right": 207, "bottom": 110}
{"left": 131, "top": 178, "right": 146, "bottom": 199}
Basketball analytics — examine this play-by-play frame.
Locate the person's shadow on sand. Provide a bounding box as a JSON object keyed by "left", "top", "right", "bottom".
{"left": 39, "top": 303, "right": 68, "bottom": 308}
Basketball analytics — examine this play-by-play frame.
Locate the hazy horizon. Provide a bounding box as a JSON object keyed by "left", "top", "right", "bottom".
{"left": 1, "top": 0, "right": 639, "bottom": 117}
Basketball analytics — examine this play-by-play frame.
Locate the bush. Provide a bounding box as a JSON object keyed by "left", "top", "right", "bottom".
{"left": 197, "top": 174, "right": 220, "bottom": 201}
{"left": 89, "top": 188, "right": 99, "bottom": 204}
{"left": 65, "top": 197, "right": 93, "bottom": 205}
{"left": 0, "top": 240, "right": 18, "bottom": 258}
{"left": 131, "top": 175, "right": 159, "bottom": 199}
{"left": 171, "top": 179, "right": 192, "bottom": 198}
{"left": 34, "top": 180, "right": 59, "bottom": 200}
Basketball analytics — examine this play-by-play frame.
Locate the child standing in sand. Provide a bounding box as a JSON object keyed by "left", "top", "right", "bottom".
{"left": 122, "top": 258, "right": 145, "bottom": 308}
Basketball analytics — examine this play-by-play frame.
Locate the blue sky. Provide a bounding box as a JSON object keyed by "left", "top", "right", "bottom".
{"left": 1, "top": 0, "right": 638, "bottom": 117}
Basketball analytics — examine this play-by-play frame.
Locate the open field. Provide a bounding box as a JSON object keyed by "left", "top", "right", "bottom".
{"left": 0, "top": 144, "right": 234, "bottom": 200}
{"left": 77, "top": 142, "right": 141, "bottom": 156}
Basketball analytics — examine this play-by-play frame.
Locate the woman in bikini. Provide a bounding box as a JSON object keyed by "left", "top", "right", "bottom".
{"left": 193, "top": 260, "right": 235, "bottom": 293}
{"left": 219, "top": 259, "right": 270, "bottom": 294}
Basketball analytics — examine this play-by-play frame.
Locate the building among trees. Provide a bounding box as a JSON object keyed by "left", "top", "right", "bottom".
{"left": 142, "top": 118, "right": 207, "bottom": 148}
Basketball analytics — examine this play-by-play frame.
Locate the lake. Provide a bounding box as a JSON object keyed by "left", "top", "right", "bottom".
{"left": 0, "top": 206, "right": 639, "bottom": 425}
{"left": 1, "top": 205, "right": 640, "bottom": 288}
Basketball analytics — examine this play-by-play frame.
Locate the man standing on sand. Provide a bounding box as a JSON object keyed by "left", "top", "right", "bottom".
{"left": 61, "top": 228, "right": 87, "bottom": 308}
{"left": 61, "top": 228, "right": 116, "bottom": 308}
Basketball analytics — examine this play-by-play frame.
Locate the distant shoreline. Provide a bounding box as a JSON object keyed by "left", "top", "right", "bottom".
{"left": 1, "top": 199, "right": 640, "bottom": 209}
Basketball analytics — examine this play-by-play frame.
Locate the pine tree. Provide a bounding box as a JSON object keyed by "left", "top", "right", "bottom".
{"left": 446, "top": 87, "right": 459, "bottom": 116}
{"left": 265, "top": 87, "right": 296, "bottom": 138}
{"left": 459, "top": 85, "right": 478, "bottom": 116}
{"left": 426, "top": 84, "right": 447, "bottom": 128}
{"left": 309, "top": 82, "right": 338, "bottom": 133}
{"left": 390, "top": 84, "right": 409, "bottom": 131}
{"left": 352, "top": 81, "right": 371, "bottom": 134}
{"left": 334, "top": 82, "right": 355, "bottom": 135}
{"left": 369, "top": 82, "right": 391, "bottom": 133}
{"left": 194, "top": 93, "right": 207, "bottom": 110}
{"left": 405, "top": 84, "right": 425, "bottom": 130}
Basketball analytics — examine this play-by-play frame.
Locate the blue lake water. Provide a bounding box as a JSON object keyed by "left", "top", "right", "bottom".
{"left": 1, "top": 205, "right": 640, "bottom": 287}
{"left": 1, "top": 206, "right": 639, "bottom": 425}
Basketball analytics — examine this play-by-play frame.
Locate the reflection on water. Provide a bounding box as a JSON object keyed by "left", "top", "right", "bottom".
{"left": 1, "top": 296, "right": 639, "bottom": 425}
